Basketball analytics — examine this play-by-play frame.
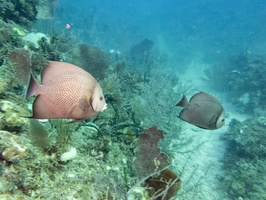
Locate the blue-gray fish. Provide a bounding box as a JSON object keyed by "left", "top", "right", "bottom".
{"left": 176, "top": 92, "right": 225, "bottom": 130}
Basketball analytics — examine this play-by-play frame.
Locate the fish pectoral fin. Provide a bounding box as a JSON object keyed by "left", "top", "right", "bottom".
{"left": 79, "top": 95, "right": 91, "bottom": 111}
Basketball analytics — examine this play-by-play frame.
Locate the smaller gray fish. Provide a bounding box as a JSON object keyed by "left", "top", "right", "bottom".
{"left": 176, "top": 92, "right": 225, "bottom": 130}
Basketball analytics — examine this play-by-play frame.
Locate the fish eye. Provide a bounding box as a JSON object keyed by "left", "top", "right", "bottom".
{"left": 99, "top": 96, "right": 103, "bottom": 101}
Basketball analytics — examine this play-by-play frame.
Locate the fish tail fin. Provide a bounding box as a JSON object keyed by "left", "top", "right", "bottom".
{"left": 26, "top": 74, "right": 40, "bottom": 99}
{"left": 176, "top": 95, "right": 189, "bottom": 107}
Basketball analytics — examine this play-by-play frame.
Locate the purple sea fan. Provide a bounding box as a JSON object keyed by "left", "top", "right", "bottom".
{"left": 135, "top": 126, "right": 170, "bottom": 178}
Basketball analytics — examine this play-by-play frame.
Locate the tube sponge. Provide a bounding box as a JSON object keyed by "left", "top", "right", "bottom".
{"left": 60, "top": 147, "right": 77, "bottom": 162}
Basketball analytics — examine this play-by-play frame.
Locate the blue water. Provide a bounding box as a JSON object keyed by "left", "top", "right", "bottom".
{"left": 35, "top": 0, "right": 266, "bottom": 69}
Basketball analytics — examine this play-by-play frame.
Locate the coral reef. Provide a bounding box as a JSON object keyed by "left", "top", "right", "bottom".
{"left": 29, "top": 119, "right": 50, "bottom": 147}
{"left": 0, "top": 3, "right": 219, "bottom": 199}
{"left": 74, "top": 43, "right": 111, "bottom": 79}
{"left": 220, "top": 117, "right": 266, "bottom": 200}
{"left": 0, "top": 0, "right": 39, "bottom": 26}
{"left": 134, "top": 126, "right": 181, "bottom": 200}
{"left": 7, "top": 48, "right": 31, "bottom": 86}
{"left": 0, "top": 100, "right": 28, "bottom": 130}
{"left": 127, "top": 186, "right": 150, "bottom": 200}
{"left": 36, "top": 0, "right": 57, "bottom": 19}
{"left": 0, "top": 130, "right": 28, "bottom": 162}
{"left": 146, "top": 168, "right": 181, "bottom": 200}
{"left": 0, "top": 20, "right": 24, "bottom": 66}
{"left": 135, "top": 126, "right": 170, "bottom": 178}
{"left": 128, "top": 38, "right": 154, "bottom": 71}
{"left": 204, "top": 53, "right": 266, "bottom": 114}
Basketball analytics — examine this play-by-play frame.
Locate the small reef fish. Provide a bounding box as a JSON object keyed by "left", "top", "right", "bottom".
{"left": 176, "top": 92, "right": 225, "bottom": 130}
{"left": 26, "top": 61, "right": 107, "bottom": 123}
{"left": 66, "top": 24, "right": 71, "bottom": 29}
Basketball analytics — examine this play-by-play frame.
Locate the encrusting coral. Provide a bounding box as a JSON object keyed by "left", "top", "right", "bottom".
{"left": 0, "top": 131, "right": 28, "bottom": 162}
{"left": 0, "top": 100, "right": 28, "bottom": 128}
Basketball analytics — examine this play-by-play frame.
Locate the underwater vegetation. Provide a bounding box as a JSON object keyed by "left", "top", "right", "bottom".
{"left": 75, "top": 43, "right": 111, "bottom": 80}
{"left": 0, "top": 0, "right": 39, "bottom": 26}
{"left": 0, "top": 0, "right": 57, "bottom": 26}
{"left": 7, "top": 49, "right": 32, "bottom": 86}
{"left": 220, "top": 117, "right": 266, "bottom": 200}
{"left": 0, "top": 17, "right": 184, "bottom": 199}
{"left": 127, "top": 38, "right": 154, "bottom": 79}
{"left": 204, "top": 53, "right": 266, "bottom": 114}
{"left": 0, "top": 20, "right": 24, "bottom": 66}
{"left": 0, "top": 1, "right": 224, "bottom": 199}
{"left": 128, "top": 38, "right": 154, "bottom": 67}
{"left": 132, "top": 126, "right": 181, "bottom": 200}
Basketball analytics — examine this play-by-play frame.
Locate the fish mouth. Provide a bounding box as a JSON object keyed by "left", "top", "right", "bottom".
{"left": 102, "top": 103, "right": 107, "bottom": 111}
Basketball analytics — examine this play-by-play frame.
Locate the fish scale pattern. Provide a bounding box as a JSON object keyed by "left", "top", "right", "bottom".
{"left": 44, "top": 74, "right": 96, "bottom": 118}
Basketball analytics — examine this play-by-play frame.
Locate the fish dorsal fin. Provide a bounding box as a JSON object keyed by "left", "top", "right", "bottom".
{"left": 176, "top": 95, "right": 189, "bottom": 107}
{"left": 41, "top": 61, "right": 93, "bottom": 84}
{"left": 189, "top": 91, "right": 217, "bottom": 104}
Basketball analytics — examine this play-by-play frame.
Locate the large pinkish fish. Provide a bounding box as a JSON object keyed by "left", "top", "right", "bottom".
{"left": 26, "top": 61, "right": 107, "bottom": 123}
{"left": 176, "top": 92, "right": 225, "bottom": 130}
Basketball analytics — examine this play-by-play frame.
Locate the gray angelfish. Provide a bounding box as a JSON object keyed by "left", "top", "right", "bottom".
{"left": 176, "top": 92, "right": 225, "bottom": 130}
